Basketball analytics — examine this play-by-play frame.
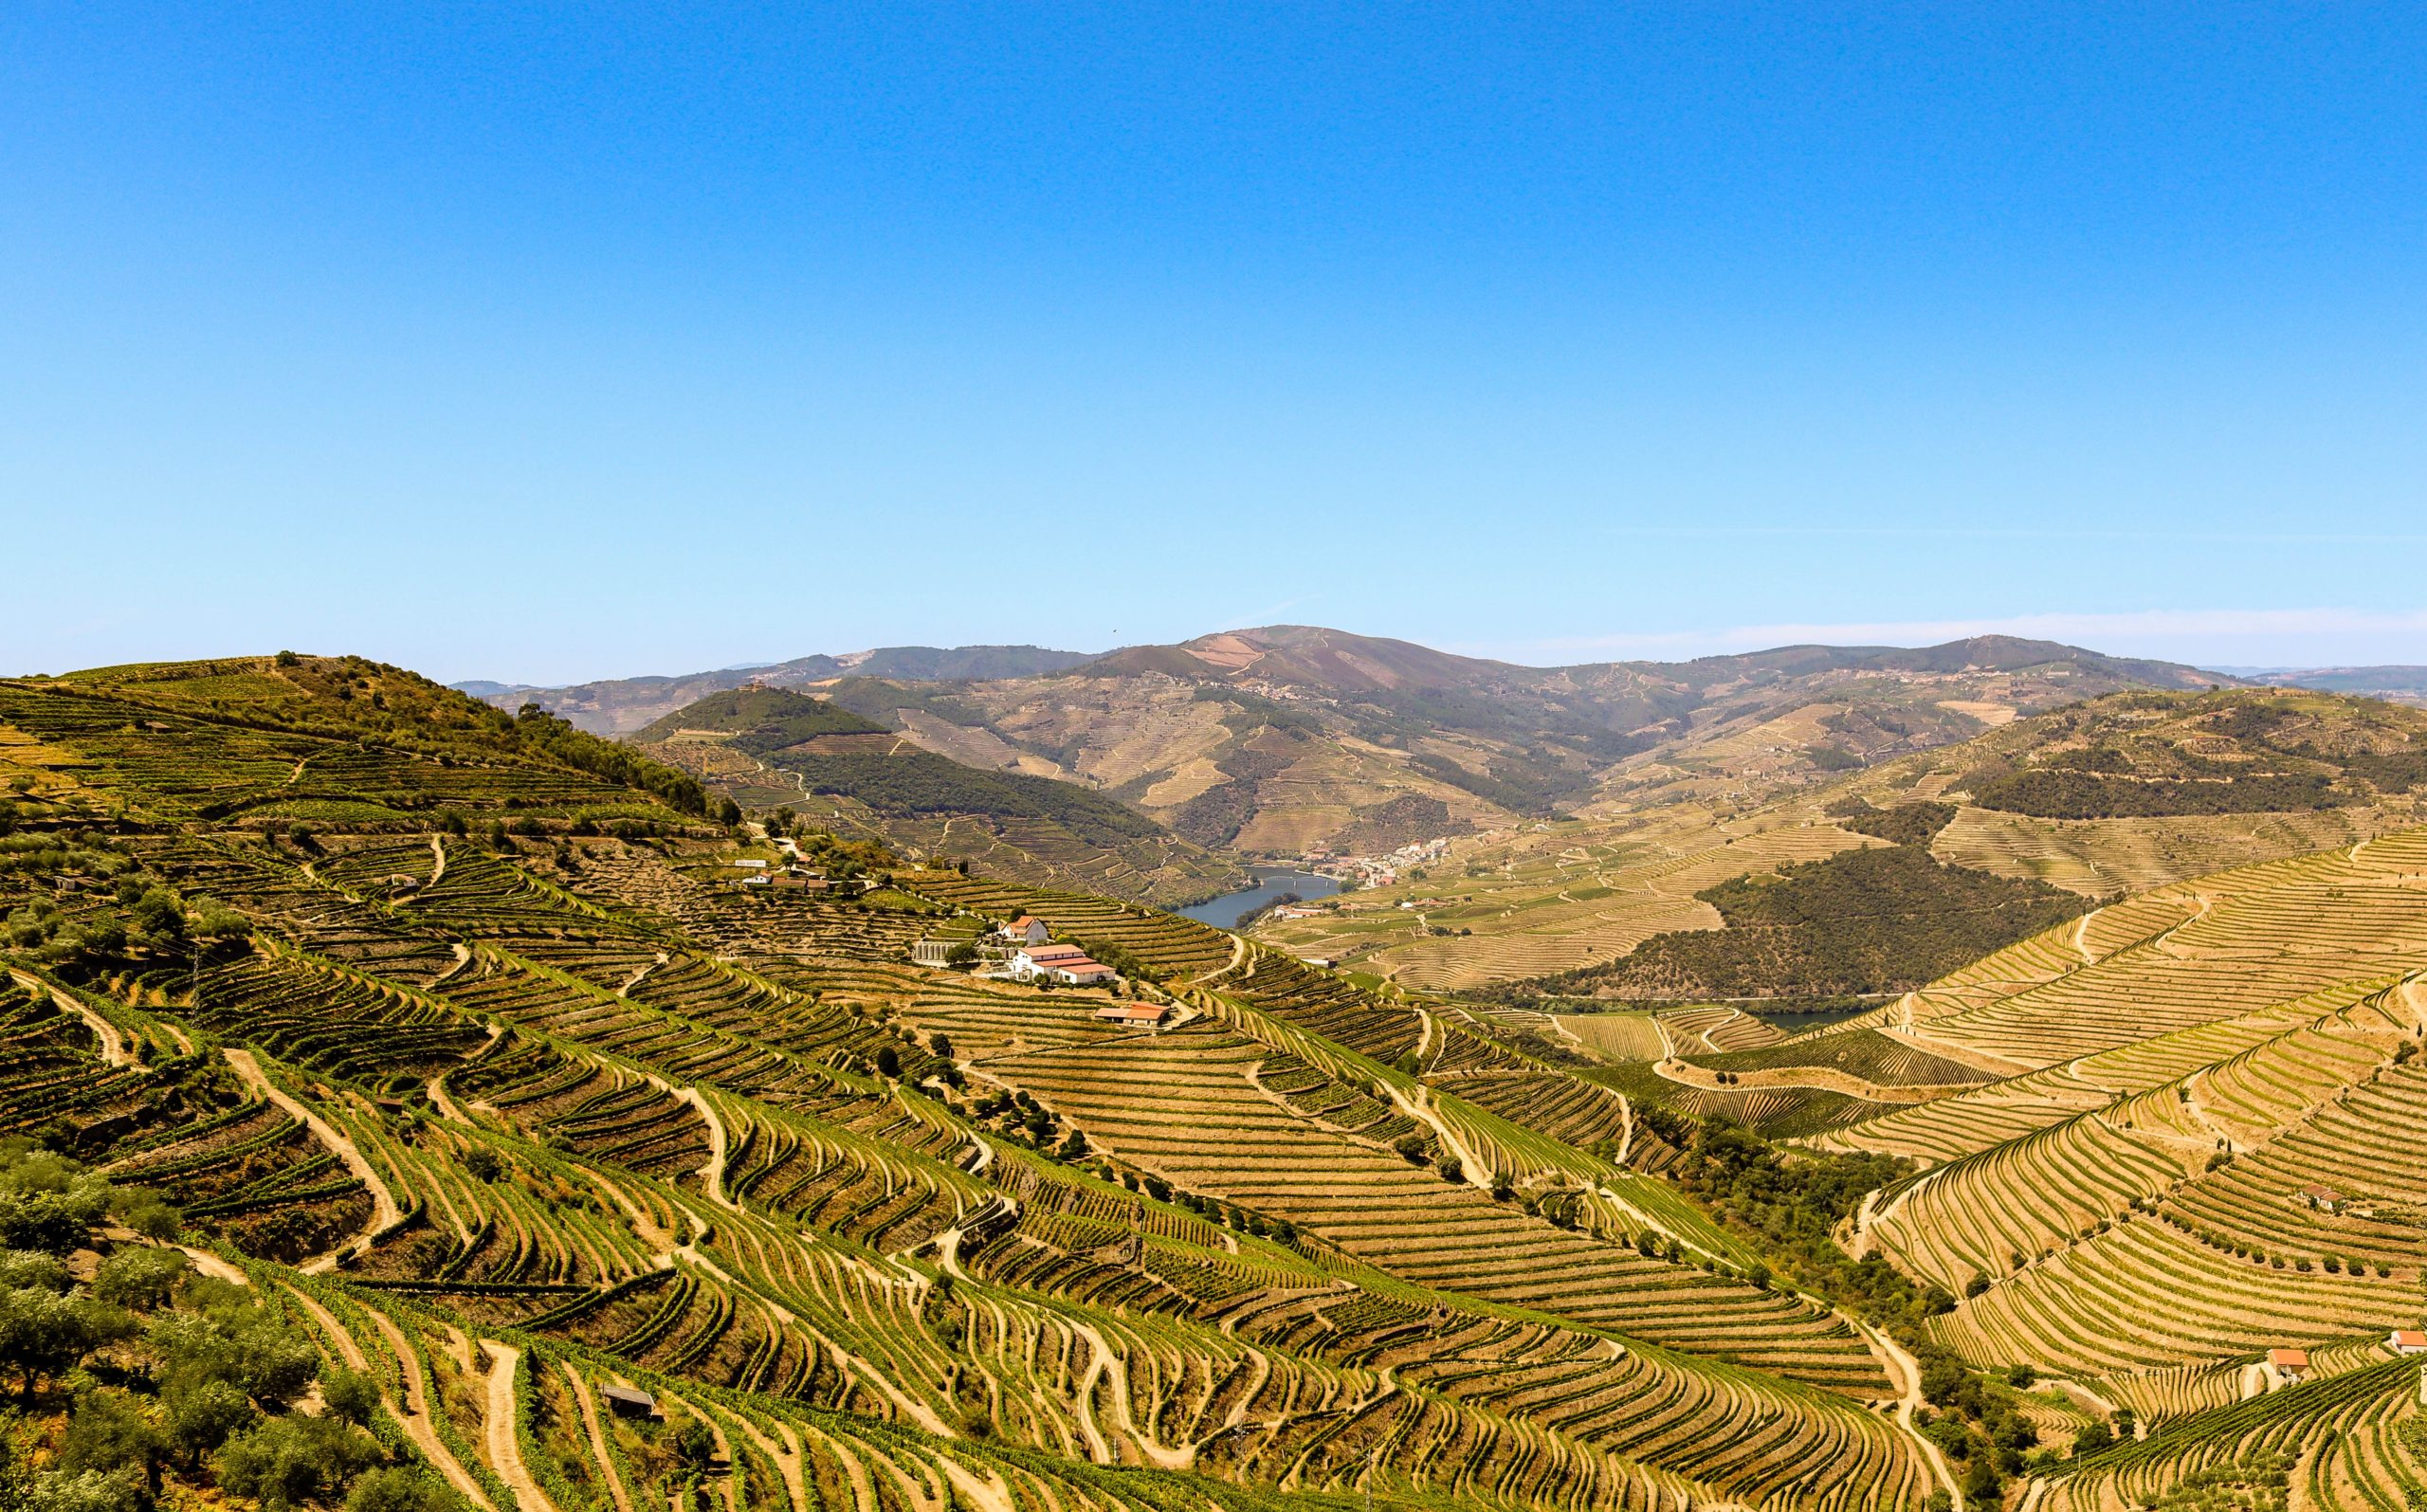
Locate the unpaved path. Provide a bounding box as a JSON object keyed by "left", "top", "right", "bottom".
{"left": 1071, "top": 1320, "right": 1193, "bottom": 1469}
{"left": 428, "top": 1074, "right": 476, "bottom": 1125}
{"left": 178, "top": 1246, "right": 251, "bottom": 1286}
{"left": 11, "top": 970, "right": 131, "bottom": 1066}
{"left": 1650, "top": 1055, "right": 1959, "bottom": 1105}
{"left": 287, "top": 1288, "right": 370, "bottom": 1371}
{"left": 644, "top": 1074, "right": 734, "bottom": 1209}
{"left": 365, "top": 1309, "right": 499, "bottom": 1512}
{"left": 724, "top": 1404, "right": 808, "bottom": 1512}
{"left": 480, "top": 1341, "right": 560, "bottom": 1512}
{"left": 429, "top": 835, "right": 448, "bottom": 884}
{"left": 223, "top": 1048, "right": 400, "bottom": 1273}
{"left": 560, "top": 1365, "right": 637, "bottom": 1512}
{"left": 1859, "top": 1320, "right": 1963, "bottom": 1512}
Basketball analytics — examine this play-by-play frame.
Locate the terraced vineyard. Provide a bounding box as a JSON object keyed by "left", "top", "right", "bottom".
{"left": 15, "top": 654, "right": 2427, "bottom": 1512}
{"left": 0, "top": 657, "right": 1959, "bottom": 1512}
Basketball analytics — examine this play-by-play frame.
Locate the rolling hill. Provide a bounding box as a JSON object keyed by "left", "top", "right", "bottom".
{"left": 630, "top": 686, "right": 1247, "bottom": 907}
{"left": 7, "top": 650, "right": 2427, "bottom": 1512}
{"left": 1257, "top": 687, "right": 2427, "bottom": 993}
{"left": 459, "top": 643, "right": 1095, "bottom": 735}
{"left": 482, "top": 625, "right": 2236, "bottom": 863}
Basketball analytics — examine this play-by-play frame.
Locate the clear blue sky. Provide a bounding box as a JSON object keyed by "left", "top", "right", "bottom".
{"left": 7, "top": 5, "right": 2424, "bottom": 683}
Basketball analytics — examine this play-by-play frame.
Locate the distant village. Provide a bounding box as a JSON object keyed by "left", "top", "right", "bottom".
{"left": 1295, "top": 833, "right": 1458, "bottom": 892}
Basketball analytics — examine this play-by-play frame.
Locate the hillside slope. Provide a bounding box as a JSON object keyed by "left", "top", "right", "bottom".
{"left": 0, "top": 653, "right": 1956, "bottom": 1512}
{"left": 479, "top": 625, "right": 2235, "bottom": 865}
{"left": 1260, "top": 687, "right": 2427, "bottom": 992}
{"left": 632, "top": 686, "right": 1248, "bottom": 906}
{"left": 9, "top": 652, "right": 2423, "bottom": 1512}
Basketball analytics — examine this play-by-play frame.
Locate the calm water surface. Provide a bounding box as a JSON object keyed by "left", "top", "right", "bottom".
{"left": 1177, "top": 869, "right": 1343, "bottom": 929}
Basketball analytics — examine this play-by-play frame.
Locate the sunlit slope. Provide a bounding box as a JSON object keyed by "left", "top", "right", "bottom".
{"left": 1794, "top": 823, "right": 2427, "bottom": 1424}
{"left": 1259, "top": 688, "right": 2427, "bottom": 993}
{"left": 0, "top": 658, "right": 1934, "bottom": 1512}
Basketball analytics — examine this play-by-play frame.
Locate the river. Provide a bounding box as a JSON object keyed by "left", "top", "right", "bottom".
{"left": 1177, "top": 869, "right": 1342, "bottom": 930}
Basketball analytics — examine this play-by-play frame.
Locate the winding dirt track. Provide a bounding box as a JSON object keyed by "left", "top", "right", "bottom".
{"left": 9, "top": 969, "right": 131, "bottom": 1066}
{"left": 364, "top": 1309, "right": 499, "bottom": 1511}
{"left": 223, "top": 1047, "right": 400, "bottom": 1274}
{"left": 481, "top": 1341, "right": 561, "bottom": 1512}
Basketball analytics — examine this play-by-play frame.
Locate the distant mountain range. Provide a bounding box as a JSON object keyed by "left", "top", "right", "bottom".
{"left": 471, "top": 626, "right": 2239, "bottom": 868}
{"left": 453, "top": 645, "right": 1094, "bottom": 732}
{"left": 2229, "top": 665, "right": 2427, "bottom": 705}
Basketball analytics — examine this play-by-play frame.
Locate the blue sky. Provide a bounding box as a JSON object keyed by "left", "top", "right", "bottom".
{"left": 6, "top": 5, "right": 2424, "bottom": 683}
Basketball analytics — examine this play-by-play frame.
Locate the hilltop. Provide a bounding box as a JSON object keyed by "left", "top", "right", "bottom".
{"left": 460, "top": 644, "right": 1094, "bottom": 734}
{"left": 481, "top": 625, "right": 2235, "bottom": 862}
{"left": 630, "top": 686, "right": 1247, "bottom": 906}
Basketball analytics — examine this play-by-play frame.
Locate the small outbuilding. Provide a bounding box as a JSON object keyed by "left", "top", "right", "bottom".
{"left": 2267, "top": 1347, "right": 2311, "bottom": 1383}
{"left": 2390, "top": 1329, "right": 2427, "bottom": 1356}
{"left": 600, "top": 1385, "right": 662, "bottom": 1420}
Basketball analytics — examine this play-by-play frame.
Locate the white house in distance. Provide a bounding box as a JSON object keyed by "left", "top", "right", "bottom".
{"left": 2267, "top": 1347, "right": 2310, "bottom": 1384}
{"left": 2391, "top": 1329, "right": 2427, "bottom": 1356}
{"left": 1000, "top": 916, "right": 1049, "bottom": 946}
{"left": 1011, "top": 943, "right": 1116, "bottom": 985}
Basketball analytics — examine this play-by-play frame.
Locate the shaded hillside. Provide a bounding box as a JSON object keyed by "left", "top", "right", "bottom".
{"left": 635, "top": 686, "right": 1243, "bottom": 904}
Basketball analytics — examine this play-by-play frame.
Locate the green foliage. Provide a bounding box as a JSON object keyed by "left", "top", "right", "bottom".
{"left": 345, "top": 1466, "right": 470, "bottom": 1512}
{"left": 212, "top": 1413, "right": 382, "bottom": 1511}
{"left": 1828, "top": 799, "right": 1958, "bottom": 846}
{"left": 1516, "top": 842, "right": 2089, "bottom": 1001}
{"left": 635, "top": 687, "right": 887, "bottom": 746}
{"left": 1407, "top": 752, "right": 1591, "bottom": 817}
{"left": 0, "top": 1147, "right": 116, "bottom": 1255}
{"left": 509, "top": 706, "right": 709, "bottom": 816}
{"left": 1658, "top": 1116, "right": 1944, "bottom": 1331}
{"left": 781, "top": 753, "right": 1159, "bottom": 843}
{"left": 1972, "top": 768, "right": 2339, "bottom": 817}
{"left": 91, "top": 1248, "right": 188, "bottom": 1312}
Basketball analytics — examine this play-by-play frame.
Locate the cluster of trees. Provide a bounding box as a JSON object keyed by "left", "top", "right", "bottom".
{"left": 509, "top": 706, "right": 710, "bottom": 817}
{"left": 1648, "top": 1113, "right": 1952, "bottom": 1327}
{"left": 1171, "top": 737, "right": 1302, "bottom": 847}
{"left": 645, "top": 688, "right": 889, "bottom": 749}
{"left": 2, "top": 840, "right": 248, "bottom": 972}
{"left": 1827, "top": 799, "right": 1959, "bottom": 847}
{"left": 0, "top": 1142, "right": 459, "bottom": 1512}
{"left": 1972, "top": 768, "right": 2340, "bottom": 817}
{"left": 1515, "top": 842, "right": 2090, "bottom": 1003}
{"left": 780, "top": 752, "right": 1159, "bottom": 844}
